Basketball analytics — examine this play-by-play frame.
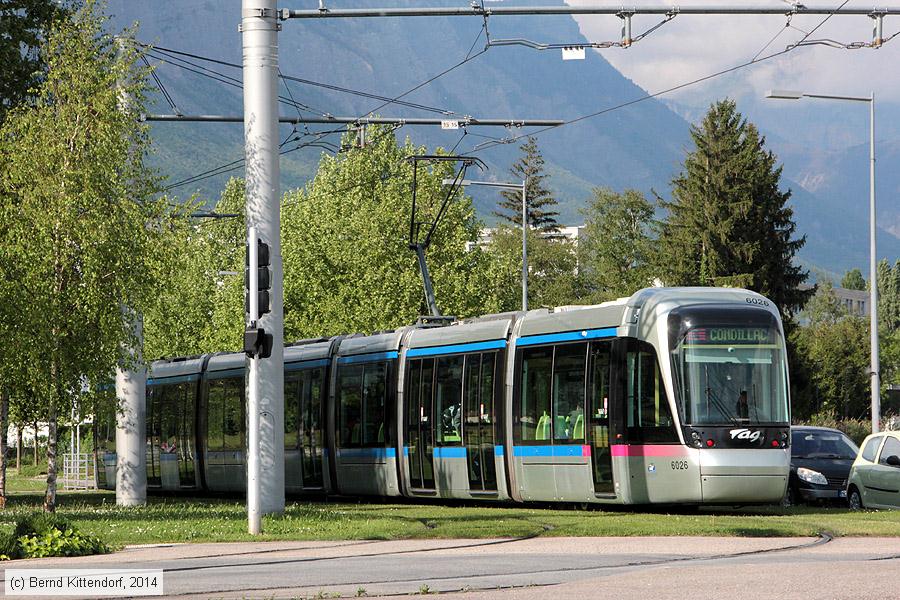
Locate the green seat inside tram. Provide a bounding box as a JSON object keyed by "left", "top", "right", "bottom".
{"left": 572, "top": 414, "right": 584, "bottom": 440}
{"left": 536, "top": 413, "right": 551, "bottom": 441}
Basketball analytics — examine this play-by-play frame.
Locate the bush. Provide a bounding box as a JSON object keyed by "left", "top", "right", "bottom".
{"left": 804, "top": 413, "right": 872, "bottom": 446}
{"left": 0, "top": 513, "right": 109, "bottom": 560}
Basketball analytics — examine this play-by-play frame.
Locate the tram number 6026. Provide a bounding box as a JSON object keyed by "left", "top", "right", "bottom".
{"left": 670, "top": 460, "right": 689, "bottom": 471}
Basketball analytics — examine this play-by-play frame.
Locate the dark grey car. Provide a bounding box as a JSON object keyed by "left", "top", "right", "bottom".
{"left": 785, "top": 426, "right": 859, "bottom": 506}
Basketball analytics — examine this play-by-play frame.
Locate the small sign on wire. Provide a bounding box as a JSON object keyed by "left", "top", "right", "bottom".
{"left": 441, "top": 120, "right": 460, "bottom": 130}
{"left": 561, "top": 46, "right": 585, "bottom": 60}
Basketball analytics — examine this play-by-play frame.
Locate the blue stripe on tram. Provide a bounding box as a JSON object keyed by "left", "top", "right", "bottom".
{"left": 285, "top": 358, "right": 330, "bottom": 371}
{"left": 516, "top": 327, "right": 617, "bottom": 347}
{"left": 512, "top": 445, "right": 589, "bottom": 457}
{"left": 406, "top": 339, "right": 506, "bottom": 358}
{"left": 338, "top": 351, "right": 399, "bottom": 365}
{"left": 433, "top": 447, "right": 467, "bottom": 459}
{"left": 337, "top": 447, "right": 397, "bottom": 459}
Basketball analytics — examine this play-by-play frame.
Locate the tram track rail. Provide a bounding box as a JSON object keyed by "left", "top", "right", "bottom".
{"left": 140, "top": 531, "right": 840, "bottom": 599}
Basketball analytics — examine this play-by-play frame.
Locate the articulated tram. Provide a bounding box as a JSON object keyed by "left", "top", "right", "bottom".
{"left": 96, "top": 287, "right": 791, "bottom": 505}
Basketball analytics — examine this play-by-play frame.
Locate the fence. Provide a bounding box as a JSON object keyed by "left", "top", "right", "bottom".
{"left": 61, "top": 453, "right": 96, "bottom": 490}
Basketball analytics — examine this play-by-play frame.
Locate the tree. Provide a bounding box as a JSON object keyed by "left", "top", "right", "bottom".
{"left": 841, "top": 268, "right": 866, "bottom": 291}
{"left": 0, "top": 1, "right": 175, "bottom": 511}
{"left": 792, "top": 280, "right": 870, "bottom": 420}
{"left": 281, "top": 127, "right": 493, "bottom": 338}
{"left": 579, "top": 188, "right": 656, "bottom": 302}
{"left": 143, "top": 181, "right": 240, "bottom": 359}
{"left": 0, "top": 0, "right": 68, "bottom": 122}
{"left": 656, "top": 99, "right": 813, "bottom": 320}
{"left": 493, "top": 136, "right": 559, "bottom": 232}
{"left": 484, "top": 227, "right": 580, "bottom": 311}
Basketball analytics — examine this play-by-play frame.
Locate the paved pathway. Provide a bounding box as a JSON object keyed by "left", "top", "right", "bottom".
{"left": 3, "top": 536, "right": 899, "bottom": 599}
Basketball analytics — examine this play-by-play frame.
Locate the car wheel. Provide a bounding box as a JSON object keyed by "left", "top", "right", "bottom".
{"left": 848, "top": 487, "right": 863, "bottom": 511}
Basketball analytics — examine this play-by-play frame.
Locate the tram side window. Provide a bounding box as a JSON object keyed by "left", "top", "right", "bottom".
{"left": 625, "top": 341, "right": 678, "bottom": 443}
{"left": 206, "top": 380, "right": 225, "bottom": 451}
{"left": 338, "top": 362, "right": 390, "bottom": 448}
{"left": 362, "top": 362, "right": 387, "bottom": 445}
{"left": 435, "top": 356, "right": 463, "bottom": 445}
{"left": 307, "top": 368, "right": 324, "bottom": 451}
{"left": 158, "top": 385, "right": 179, "bottom": 455}
{"left": 519, "top": 347, "right": 553, "bottom": 442}
{"left": 552, "top": 344, "right": 587, "bottom": 442}
{"left": 146, "top": 387, "right": 161, "bottom": 484}
{"left": 222, "top": 378, "right": 245, "bottom": 452}
{"left": 284, "top": 375, "right": 301, "bottom": 450}
{"left": 480, "top": 353, "right": 495, "bottom": 428}
{"left": 338, "top": 365, "right": 363, "bottom": 447}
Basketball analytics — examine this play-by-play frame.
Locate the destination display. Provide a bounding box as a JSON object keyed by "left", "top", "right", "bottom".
{"left": 684, "top": 327, "right": 774, "bottom": 344}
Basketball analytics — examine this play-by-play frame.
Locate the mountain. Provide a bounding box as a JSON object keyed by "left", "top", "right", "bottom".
{"left": 106, "top": 0, "right": 899, "bottom": 276}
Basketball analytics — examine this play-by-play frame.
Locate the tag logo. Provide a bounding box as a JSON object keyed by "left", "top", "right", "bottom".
{"left": 729, "top": 428, "right": 761, "bottom": 442}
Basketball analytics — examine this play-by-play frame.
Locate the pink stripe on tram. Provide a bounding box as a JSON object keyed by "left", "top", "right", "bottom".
{"left": 610, "top": 445, "right": 689, "bottom": 457}
{"left": 581, "top": 445, "right": 591, "bottom": 457}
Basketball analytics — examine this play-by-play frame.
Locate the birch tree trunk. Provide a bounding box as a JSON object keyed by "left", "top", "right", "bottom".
{"left": 0, "top": 389, "right": 8, "bottom": 508}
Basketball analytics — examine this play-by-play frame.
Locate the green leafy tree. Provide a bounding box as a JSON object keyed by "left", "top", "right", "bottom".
{"left": 841, "top": 268, "right": 866, "bottom": 291}
{"left": 579, "top": 188, "right": 656, "bottom": 302}
{"left": 493, "top": 136, "right": 559, "bottom": 232}
{"left": 0, "top": 0, "right": 68, "bottom": 121}
{"left": 0, "top": 2, "right": 175, "bottom": 511}
{"left": 483, "top": 227, "right": 580, "bottom": 311}
{"left": 793, "top": 280, "right": 870, "bottom": 420}
{"left": 144, "top": 180, "right": 243, "bottom": 358}
{"left": 876, "top": 259, "right": 900, "bottom": 408}
{"left": 656, "top": 99, "right": 813, "bottom": 319}
{"left": 281, "top": 127, "right": 492, "bottom": 338}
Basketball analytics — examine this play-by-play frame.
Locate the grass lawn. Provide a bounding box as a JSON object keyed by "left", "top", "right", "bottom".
{"left": 3, "top": 466, "right": 899, "bottom": 547}
{"left": 0, "top": 489, "right": 898, "bottom": 548}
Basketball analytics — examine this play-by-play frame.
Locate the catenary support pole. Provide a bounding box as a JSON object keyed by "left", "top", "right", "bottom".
{"left": 115, "top": 312, "right": 146, "bottom": 507}
{"left": 521, "top": 180, "right": 528, "bottom": 311}
{"left": 242, "top": 0, "right": 285, "bottom": 527}
{"left": 115, "top": 36, "right": 146, "bottom": 508}
{"left": 869, "top": 92, "right": 880, "bottom": 433}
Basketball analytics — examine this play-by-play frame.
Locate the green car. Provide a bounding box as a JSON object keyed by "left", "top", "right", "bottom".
{"left": 847, "top": 431, "right": 900, "bottom": 510}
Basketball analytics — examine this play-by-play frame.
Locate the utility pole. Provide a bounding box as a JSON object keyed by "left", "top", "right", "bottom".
{"left": 115, "top": 37, "right": 146, "bottom": 508}
{"left": 242, "top": 0, "right": 284, "bottom": 533}
{"left": 115, "top": 311, "right": 146, "bottom": 507}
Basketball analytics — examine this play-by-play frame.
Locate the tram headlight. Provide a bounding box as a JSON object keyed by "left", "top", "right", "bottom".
{"left": 797, "top": 467, "right": 828, "bottom": 486}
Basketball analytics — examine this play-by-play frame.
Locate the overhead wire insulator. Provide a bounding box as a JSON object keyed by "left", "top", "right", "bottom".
{"left": 871, "top": 12, "right": 884, "bottom": 48}
{"left": 618, "top": 12, "right": 633, "bottom": 48}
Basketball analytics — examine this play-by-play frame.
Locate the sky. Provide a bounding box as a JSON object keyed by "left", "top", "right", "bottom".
{"left": 566, "top": 0, "right": 900, "bottom": 141}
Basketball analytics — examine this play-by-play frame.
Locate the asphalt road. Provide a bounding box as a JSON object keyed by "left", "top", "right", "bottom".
{"left": 3, "top": 535, "right": 899, "bottom": 599}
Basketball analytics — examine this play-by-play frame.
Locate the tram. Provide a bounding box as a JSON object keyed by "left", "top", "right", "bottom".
{"left": 96, "top": 287, "right": 791, "bottom": 505}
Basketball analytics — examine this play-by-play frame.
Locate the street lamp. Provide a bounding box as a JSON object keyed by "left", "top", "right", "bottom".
{"left": 766, "top": 89, "right": 880, "bottom": 433}
{"left": 444, "top": 178, "right": 529, "bottom": 310}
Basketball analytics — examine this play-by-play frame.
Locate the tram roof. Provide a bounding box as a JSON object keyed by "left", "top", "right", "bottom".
{"left": 405, "top": 317, "right": 513, "bottom": 349}
{"left": 148, "top": 355, "right": 205, "bottom": 381}
{"left": 284, "top": 338, "right": 334, "bottom": 363}
{"left": 337, "top": 329, "right": 406, "bottom": 357}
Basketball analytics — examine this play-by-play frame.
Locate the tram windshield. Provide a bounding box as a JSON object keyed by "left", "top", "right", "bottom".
{"left": 671, "top": 324, "right": 789, "bottom": 426}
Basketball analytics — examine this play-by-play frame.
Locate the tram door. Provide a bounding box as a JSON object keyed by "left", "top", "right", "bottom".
{"left": 464, "top": 353, "right": 497, "bottom": 492}
{"left": 405, "top": 359, "right": 435, "bottom": 490}
{"left": 589, "top": 341, "right": 614, "bottom": 495}
{"left": 300, "top": 368, "right": 324, "bottom": 488}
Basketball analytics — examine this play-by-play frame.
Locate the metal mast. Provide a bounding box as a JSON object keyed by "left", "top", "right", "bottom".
{"left": 242, "top": 0, "right": 285, "bottom": 533}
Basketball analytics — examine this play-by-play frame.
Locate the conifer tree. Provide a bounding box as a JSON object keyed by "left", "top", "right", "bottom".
{"left": 656, "top": 99, "right": 813, "bottom": 318}
{"left": 493, "top": 136, "right": 559, "bottom": 232}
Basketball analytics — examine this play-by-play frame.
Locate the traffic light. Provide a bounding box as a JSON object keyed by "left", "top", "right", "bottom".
{"left": 244, "top": 238, "right": 271, "bottom": 316}
{"left": 243, "top": 325, "right": 273, "bottom": 359}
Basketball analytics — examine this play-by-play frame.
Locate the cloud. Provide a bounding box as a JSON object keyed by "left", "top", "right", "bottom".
{"left": 566, "top": 0, "right": 900, "bottom": 106}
